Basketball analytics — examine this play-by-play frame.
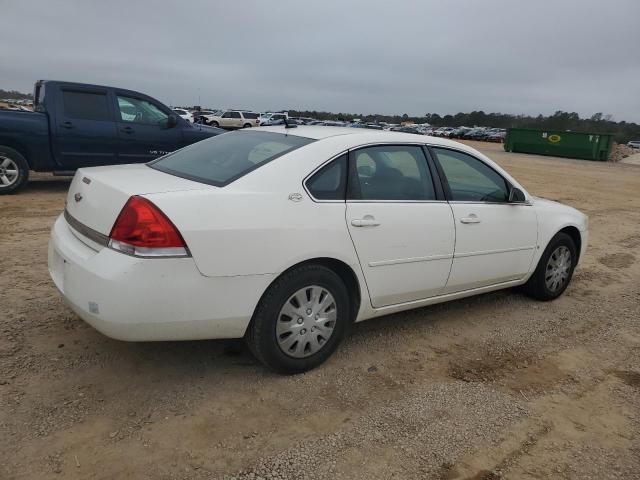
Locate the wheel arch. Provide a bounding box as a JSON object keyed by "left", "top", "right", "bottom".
{"left": 557, "top": 225, "right": 582, "bottom": 262}
{"left": 0, "top": 142, "right": 32, "bottom": 168}
{"left": 249, "top": 257, "right": 363, "bottom": 331}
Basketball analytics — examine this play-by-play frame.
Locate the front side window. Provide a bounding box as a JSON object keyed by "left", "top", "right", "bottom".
{"left": 117, "top": 96, "right": 168, "bottom": 125}
{"left": 62, "top": 90, "right": 110, "bottom": 121}
{"left": 150, "top": 131, "right": 314, "bottom": 186}
{"left": 350, "top": 145, "right": 436, "bottom": 201}
{"left": 306, "top": 154, "right": 347, "bottom": 200}
{"left": 432, "top": 148, "right": 509, "bottom": 202}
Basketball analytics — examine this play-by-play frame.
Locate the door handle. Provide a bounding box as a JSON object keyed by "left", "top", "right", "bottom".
{"left": 351, "top": 215, "right": 381, "bottom": 227}
{"left": 121, "top": 126, "right": 134, "bottom": 134}
{"left": 460, "top": 214, "right": 481, "bottom": 224}
{"left": 60, "top": 121, "right": 73, "bottom": 129}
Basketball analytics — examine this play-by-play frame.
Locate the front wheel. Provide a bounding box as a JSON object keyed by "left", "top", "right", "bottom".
{"left": 211, "top": 121, "right": 219, "bottom": 127}
{"left": 246, "top": 265, "right": 351, "bottom": 374}
{"left": 0, "top": 147, "right": 29, "bottom": 195}
{"left": 523, "top": 232, "right": 577, "bottom": 301}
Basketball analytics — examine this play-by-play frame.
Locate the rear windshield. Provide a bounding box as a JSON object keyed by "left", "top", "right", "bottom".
{"left": 149, "top": 131, "right": 314, "bottom": 186}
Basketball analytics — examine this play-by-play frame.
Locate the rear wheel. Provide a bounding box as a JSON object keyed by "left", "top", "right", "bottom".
{"left": 246, "top": 265, "right": 350, "bottom": 374}
{"left": 243, "top": 123, "right": 252, "bottom": 128}
{"left": 523, "top": 232, "right": 576, "bottom": 301}
{"left": 0, "top": 146, "right": 29, "bottom": 195}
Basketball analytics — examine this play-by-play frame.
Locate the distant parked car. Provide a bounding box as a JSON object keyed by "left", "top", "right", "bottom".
{"left": 259, "top": 112, "right": 289, "bottom": 126}
{"left": 193, "top": 110, "right": 217, "bottom": 125}
{"left": 627, "top": 140, "right": 640, "bottom": 149}
{"left": 207, "top": 110, "right": 261, "bottom": 129}
{"left": 172, "top": 108, "right": 194, "bottom": 123}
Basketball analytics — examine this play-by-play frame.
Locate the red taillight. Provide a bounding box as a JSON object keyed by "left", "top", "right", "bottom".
{"left": 109, "top": 196, "right": 189, "bottom": 257}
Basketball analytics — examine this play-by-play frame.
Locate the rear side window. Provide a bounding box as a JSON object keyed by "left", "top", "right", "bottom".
{"left": 243, "top": 112, "right": 259, "bottom": 119}
{"left": 306, "top": 154, "right": 347, "bottom": 200}
{"left": 62, "top": 91, "right": 110, "bottom": 121}
{"left": 150, "top": 131, "right": 314, "bottom": 186}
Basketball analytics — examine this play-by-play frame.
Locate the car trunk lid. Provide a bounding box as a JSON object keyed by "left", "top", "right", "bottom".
{"left": 64, "top": 164, "right": 212, "bottom": 236}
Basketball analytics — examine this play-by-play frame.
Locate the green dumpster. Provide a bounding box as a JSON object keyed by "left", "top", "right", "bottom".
{"left": 504, "top": 128, "right": 614, "bottom": 161}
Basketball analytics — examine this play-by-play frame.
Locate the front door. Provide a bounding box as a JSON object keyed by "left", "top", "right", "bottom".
{"left": 345, "top": 145, "right": 455, "bottom": 308}
{"left": 115, "top": 94, "right": 183, "bottom": 163}
{"left": 53, "top": 88, "right": 118, "bottom": 168}
{"left": 430, "top": 147, "right": 538, "bottom": 293}
{"left": 220, "top": 111, "right": 241, "bottom": 128}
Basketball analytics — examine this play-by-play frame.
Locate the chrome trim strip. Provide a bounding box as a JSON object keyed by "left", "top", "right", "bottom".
{"left": 347, "top": 199, "right": 446, "bottom": 204}
{"left": 454, "top": 245, "right": 535, "bottom": 258}
{"left": 449, "top": 201, "right": 533, "bottom": 206}
{"left": 369, "top": 253, "right": 453, "bottom": 267}
{"left": 64, "top": 210, "right": 109, "bottom": 247}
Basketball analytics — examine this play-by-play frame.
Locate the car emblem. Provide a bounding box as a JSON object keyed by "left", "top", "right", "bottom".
{"left": 82, "top": 177, "right": 91, "bottom": 185}
{"left": 288, "top": 193, "right": 303, "bottom": 202}
{"left": 74, "top": 193, "right": 83, "bottom": 202}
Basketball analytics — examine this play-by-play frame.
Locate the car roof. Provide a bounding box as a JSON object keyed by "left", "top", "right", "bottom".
{"left": 250, "top": 125, "right": 467, "bottom": 148}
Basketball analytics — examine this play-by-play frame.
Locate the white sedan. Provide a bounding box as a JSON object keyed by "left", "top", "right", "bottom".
{"left": 48, "top": 126, "right": 588, "bottom": 373}
{"left": 172, "top": 108, "right": 194, "bottom": 123}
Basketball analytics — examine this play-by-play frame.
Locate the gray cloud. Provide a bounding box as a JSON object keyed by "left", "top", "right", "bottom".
{"left": 1, "top": 0, "right": 639, "bottom": 121}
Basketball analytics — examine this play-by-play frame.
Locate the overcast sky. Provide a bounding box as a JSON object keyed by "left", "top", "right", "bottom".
{"left": 1, "top": 0, "right": 639, "bottom": 121}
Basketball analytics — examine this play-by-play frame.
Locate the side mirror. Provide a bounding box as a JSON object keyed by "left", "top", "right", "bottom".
{"left": 508, "top": 187, "right": 526, "bottom": 203}
{"left": 166, "top": 114, "right": 178, "bottom": 128}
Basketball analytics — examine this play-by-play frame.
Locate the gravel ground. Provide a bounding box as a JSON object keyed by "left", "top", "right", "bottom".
{"left": 1, "top": 141, "right": 639, "bottom": 479}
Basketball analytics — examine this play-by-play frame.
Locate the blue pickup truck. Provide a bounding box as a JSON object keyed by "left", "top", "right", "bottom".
{"left": 0, "top": 80, "right": 224, "bottom": 194}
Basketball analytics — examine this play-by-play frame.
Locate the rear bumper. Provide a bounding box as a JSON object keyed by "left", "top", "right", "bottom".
{"left": 48, "top": 214, "right": 274, "bottom": 341}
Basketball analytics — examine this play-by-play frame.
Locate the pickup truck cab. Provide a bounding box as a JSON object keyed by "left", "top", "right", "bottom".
{"left": 0, "top": 80, "right": 224, "bottom": 194}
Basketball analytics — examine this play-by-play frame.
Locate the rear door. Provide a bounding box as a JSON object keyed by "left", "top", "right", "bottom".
{"left": 115, "top": 93, "right": 184, "bottom": 163}
{"left": 345, "top": 145, "right": 455, "bottom": 308}
{"left": 430, "top": 147, "right": 538, "bottom": 293}
{"left": 53, "top": 87, "right": 118, "bottom": 168}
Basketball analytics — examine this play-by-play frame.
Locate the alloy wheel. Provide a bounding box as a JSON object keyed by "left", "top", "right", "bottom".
{"left": 0, "top": 156, "right": 19, "bottom": 187}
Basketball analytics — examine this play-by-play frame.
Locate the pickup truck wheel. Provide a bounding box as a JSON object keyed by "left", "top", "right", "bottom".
{"left": 0, "top": 147, "right": 29, "bottom": 195}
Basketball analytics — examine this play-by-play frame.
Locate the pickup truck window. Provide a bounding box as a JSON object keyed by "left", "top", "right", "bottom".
{"left": 117, "top": 95, "right": 168, "bottom": 125}
{"left": 62, "top": 91, "right": 110, "bottom": 121}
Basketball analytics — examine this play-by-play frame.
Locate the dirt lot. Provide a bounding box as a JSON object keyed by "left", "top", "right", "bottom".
{"left": 1, "top": 141, "right": 639, "bottom": 479}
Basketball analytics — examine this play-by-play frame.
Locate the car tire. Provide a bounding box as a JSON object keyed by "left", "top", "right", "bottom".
{"left": 243, "top": 123, "right": 251, "bottom": 128}
{"left": 246, "top": 264, "right": 351, "bottom": 374}
{"left": 0, "top": 146, "right": 29, "bottom": 195}
{"left": 211, "top": 121, "right": 219, "bottom": 127}
{"left": 523, "top": 232, "right": 577, "bottom": 301}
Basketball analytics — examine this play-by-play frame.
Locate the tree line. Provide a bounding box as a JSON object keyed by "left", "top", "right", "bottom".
{"left": 0, "top": 89, "right": 33, "bottom": 100}
{"left": 287, "top": 109, "right": 639, "bottom": 143}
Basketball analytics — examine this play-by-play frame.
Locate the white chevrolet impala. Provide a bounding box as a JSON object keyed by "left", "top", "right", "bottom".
{"left": 49, "top": 126, "right": 588, "bottom": 373}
